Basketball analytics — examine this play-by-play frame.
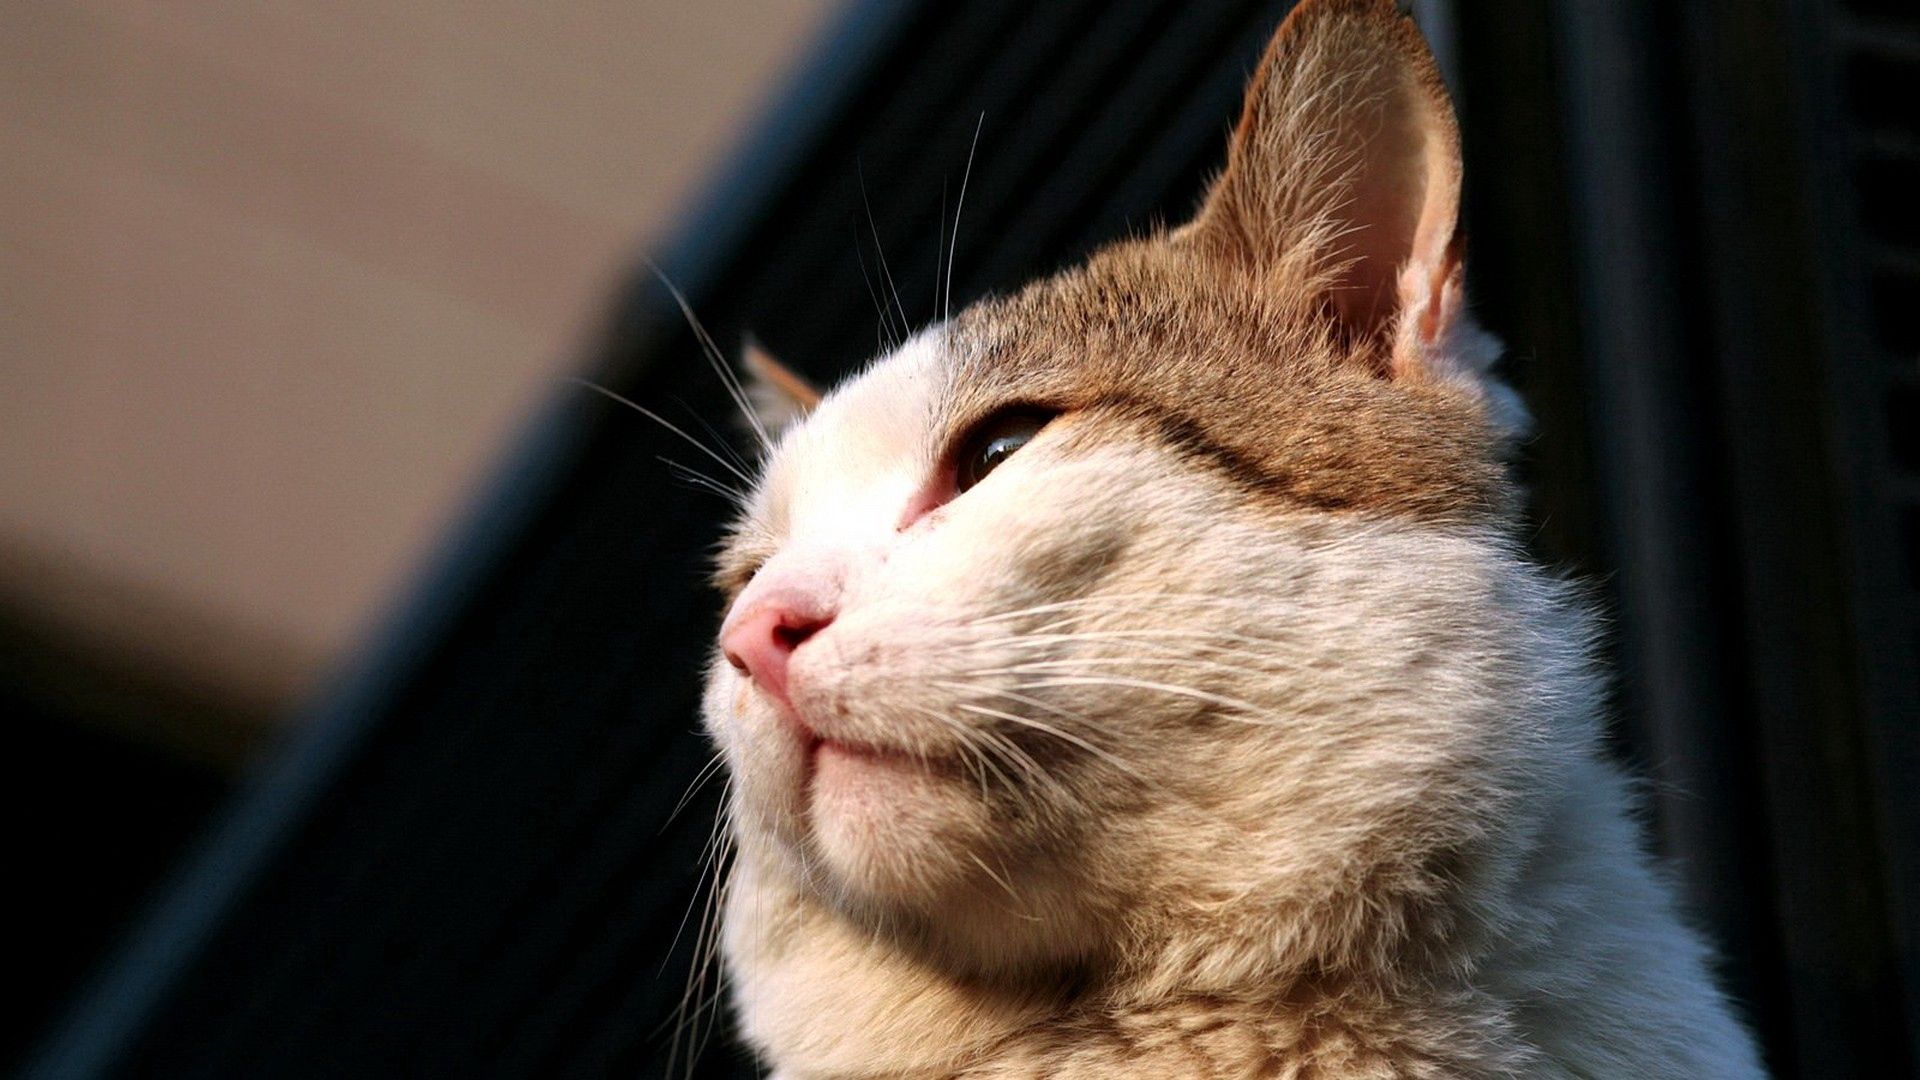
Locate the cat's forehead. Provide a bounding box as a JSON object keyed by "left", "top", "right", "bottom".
{"left": 945, "top": 241, "right": 1307, "bottom": 415}
{"left": 759, "top": 237, "right": 1503, "bottom": 532}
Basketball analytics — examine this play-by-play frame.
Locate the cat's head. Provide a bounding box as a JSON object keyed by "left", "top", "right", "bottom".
{"left": 703, "top": 0, "right": 1563, "bottom": 988}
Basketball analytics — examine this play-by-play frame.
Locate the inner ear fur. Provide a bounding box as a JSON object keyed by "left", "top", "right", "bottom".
{"left": 742, "top": 338, "right": 821, "bottom": 437}
{"left": 1190, "top": 0, "right": 1463, "bottom": 375}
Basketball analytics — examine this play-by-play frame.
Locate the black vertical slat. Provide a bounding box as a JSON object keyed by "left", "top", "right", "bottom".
{"left": 1673, "top": 1, "right": 1905, "bottom": 1073}
{"left": 1544, "top": 3, "right": 1786, "bottom": 1053}
{"left": 1805, "top": 1, "right": 1920, "bottom": 1069}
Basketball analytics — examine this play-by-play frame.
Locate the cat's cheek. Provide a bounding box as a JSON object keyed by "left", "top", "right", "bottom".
{"left": 704, "top": 671, "right": 815, "bottom": 848}
{"left": 807, "top": 748, "right": 991, "bottom": 904}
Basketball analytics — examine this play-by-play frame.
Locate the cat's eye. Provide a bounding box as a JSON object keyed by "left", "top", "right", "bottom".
{"left": 953, "top": 409, "right": 1054, "bottom": 494}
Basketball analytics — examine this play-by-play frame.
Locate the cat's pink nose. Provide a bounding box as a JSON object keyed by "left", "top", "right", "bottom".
{"left": 721, "top": 598, "right": 834, "bottom": 706}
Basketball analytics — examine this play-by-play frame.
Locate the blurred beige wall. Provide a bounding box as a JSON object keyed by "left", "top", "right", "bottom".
{"left": 1, "top": 1, "right": 839, "bottom": 728}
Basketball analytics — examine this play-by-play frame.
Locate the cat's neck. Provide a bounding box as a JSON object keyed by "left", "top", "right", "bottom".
{"left": 721, "top": 752, "right": 1753, "bottom": 1079}
{"left": 721, "top": 845, "right": 1507, "bottom": 1076}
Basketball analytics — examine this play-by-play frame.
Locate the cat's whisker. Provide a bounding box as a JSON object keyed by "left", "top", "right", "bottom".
{"left": 952, "top": 701, "right": 1147, "bottom": 783}
{"left": 950, "top": 630, "right": 1304, "bottom": 683}
{"left": 987, "top": 627, "right": 1285, "bottom": 650}
{"left": 858, "top": 160, "right": 912, "bottom": 341}
{"left": 955, "top": 630, "right": 1294, "bottom": 668}
{"left": 975, "top": 656, "right": 1284, "bottom": 682}
{"left": 963, "top": 603, "right": 1248, "bottom": 639}
{"left": 942, "top": 682, "right": 1114, "bottom": 740}
{"left": 993, "top": 654, "right": 1351, "bottom": 714}
{"left": 684, "top": 831, "right": 737, "bottom": 1077}
{"left": 566, "top": 377, "right": 758, "bottom": 487}
{"left": 964, "top": 590, "right": 1260, "bottom": 622}
{"left": 970, "top": 722, "right": 1080, "bottom": 809}
{"left": 701, "top": 801, "right": 739, "bottom": 1049}
{"left": 663, "top": 751, "right": 731, "bottom": 832}
{"left": 932, "top": 678, "right": 1139, "bottom": 764}
{"left": 682, "top": 402, "right": 760, "bottom": 477}
{"left": 852, "top": 239, "right": 902, "bottom": 352}
{"left": 901, "top": 703, "right": 1020, "bottom": 804}
{"left": 934, "top": 177, "right": 948, "bottom": 320}
{"left": 663, "top": 784, "right": 733, "bottom": 976}
{"left": 661, "top": 457, "right": 750, "bottom": 505}
{"left": 964, "top": 850, "right": 1043, "bottom": 922}
{"left": 965, "top": 591, "right": 1245, "bottom": 620}
{"left": 665, "top": 784, "right": 736, "bottom": 1077}
{"left": 643, "top": 260, "right": 774, "bottom": 453}
{"left": 945, "top": 112, "right": 984, "bottom": 324}
{"left": 1011, "top": 673, "right": 1286, "bottom": 727}
{"left": 919, "top": 701, "right": 1077, "bottom": 817}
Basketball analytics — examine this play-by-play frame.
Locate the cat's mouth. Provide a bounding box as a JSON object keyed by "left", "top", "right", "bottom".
{"left": 773, "top": 674, "right": 966, "bottom": 782}
{"left": 785, "top": 710, "right": 969, "bottom": 792}
{"left": 814, "top": 736, "right": 899, "bottom": 764}
{"left": 804, "top": 730, "right": 963, "bottom": 779}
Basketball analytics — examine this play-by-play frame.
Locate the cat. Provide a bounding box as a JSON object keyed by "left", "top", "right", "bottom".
{"left": 698, "top": 0, "right": 1766, "bottom": 1075}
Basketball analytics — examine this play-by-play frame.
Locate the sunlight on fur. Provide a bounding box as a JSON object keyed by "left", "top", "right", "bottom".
{"left": 694, "top": 1, "right": 1765, "bottom": 1075}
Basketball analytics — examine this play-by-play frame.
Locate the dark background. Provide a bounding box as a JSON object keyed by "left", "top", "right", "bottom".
{"left": 13, "top": 0, "right": 1917, "bottom": 1076}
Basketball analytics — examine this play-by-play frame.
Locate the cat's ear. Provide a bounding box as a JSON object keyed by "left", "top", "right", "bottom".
{"left": 1189, "top": 0, "right": 1468, "bottom": 382}
{"left": 741, "top": 337, "right": 820, "bottom": 439}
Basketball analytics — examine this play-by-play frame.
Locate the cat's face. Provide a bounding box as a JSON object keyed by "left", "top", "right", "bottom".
{"left": 704, "top": 0, "right": 1545, "bottom": 983}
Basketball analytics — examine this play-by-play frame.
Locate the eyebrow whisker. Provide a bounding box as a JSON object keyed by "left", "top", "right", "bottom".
{"left": 644, "top": 259, "right": 775, "bottom": 453}
{"left": 566, "top": 377, "right": 758, "bottom": 488}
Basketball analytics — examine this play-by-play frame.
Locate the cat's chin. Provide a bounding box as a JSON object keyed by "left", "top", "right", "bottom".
{"left": 804, "top": 739, "right": 997, "bottom": 907}
{"left": 796, "top": 754, "right": 1109, "bottom": 978}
